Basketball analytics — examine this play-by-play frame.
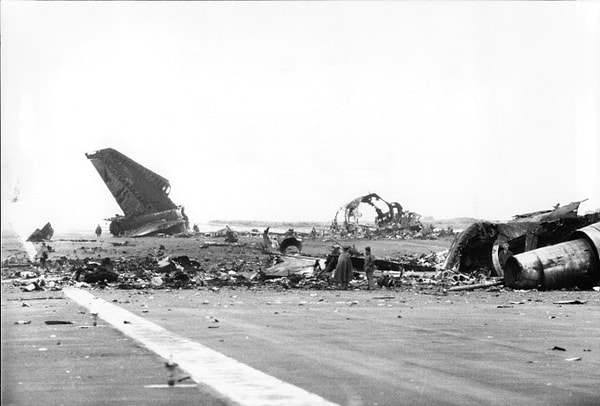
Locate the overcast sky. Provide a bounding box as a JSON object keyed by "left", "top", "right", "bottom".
{"left": 2, "top": 1, "right": 599, "bottom": 234}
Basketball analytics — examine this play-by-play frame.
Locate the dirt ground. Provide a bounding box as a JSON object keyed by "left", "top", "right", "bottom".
{"left": 38, "top": 232, "right": 454, "bottom": 262}
{"left": 2, "top": 232, "right": 600, "bottom": 405}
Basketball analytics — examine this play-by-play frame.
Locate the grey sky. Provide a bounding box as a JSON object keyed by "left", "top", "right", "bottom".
{"left": 2, "top": 1, "right": 599, "bottom": 234}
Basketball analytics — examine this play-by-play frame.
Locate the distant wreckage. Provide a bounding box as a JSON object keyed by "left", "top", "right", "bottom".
{"left": 332, "top": 192, "right": 422, "bottom": 236}
{"left": 86, "top": 148, "right": 189, "bottom": 237}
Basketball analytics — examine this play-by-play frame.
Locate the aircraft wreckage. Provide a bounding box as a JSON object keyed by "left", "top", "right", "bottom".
{"left": 443, "top": 200, "right": 600, "bottom": 279}
{"left": 332, "top": 193, "right": 422, "bottom": 235}
{"left": 86, "top": 148, "right": 189, "bottom": 237}
{"left": 27, "top": 222, "right": 54, "bottom": 242}
{"left": 503, "top": 221, "right": 600, "bottom": 290}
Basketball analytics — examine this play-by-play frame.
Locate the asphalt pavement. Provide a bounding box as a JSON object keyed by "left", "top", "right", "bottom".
{"left": 2, "top": 286, "right": 600, "bottom": 406}
{"left": 1, "top": 289, "right": 229, "bottom": 406}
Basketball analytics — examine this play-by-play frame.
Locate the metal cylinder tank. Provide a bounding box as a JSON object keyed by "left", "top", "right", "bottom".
{"left": 504, "top": 222, "right": 600, "bottom": 290}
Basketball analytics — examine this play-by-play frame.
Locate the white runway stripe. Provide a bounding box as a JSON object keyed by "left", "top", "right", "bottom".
{"left": 63, "top": 287, "right": 338, "bottom": 406}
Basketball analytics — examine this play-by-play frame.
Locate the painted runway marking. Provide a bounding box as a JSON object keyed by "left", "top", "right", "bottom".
{"left": 63, "top": 288, "right": 338, "bottom": 406}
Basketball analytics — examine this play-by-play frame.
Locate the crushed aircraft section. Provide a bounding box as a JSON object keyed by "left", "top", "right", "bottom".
{"left": 86, "top": 148, "right": 189, "bottom": 237}
{"left": 331, "top": 193, "right": 422, "bottom": 237}
{"left": 443, "top": 200, "right": 600, "bottom": 277}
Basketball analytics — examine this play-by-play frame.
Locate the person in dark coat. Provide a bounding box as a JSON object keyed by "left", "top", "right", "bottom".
{"left": 38, "top": 242, "right": 49, "bottom": 269}
{"left": 364, "top": 246, "right": 376, "bottom": 290}
{"left": 95, "top": 224, "right": 102, "bottom": 239}
{"left": 334, "top": 246, "right": 354, "bottom": 290}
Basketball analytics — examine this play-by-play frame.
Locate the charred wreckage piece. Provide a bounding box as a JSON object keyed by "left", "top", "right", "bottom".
{"left": 443, "top": 200, "right": 600, "bottom": 279}
{"left": 279, "top": 229, "right": 303, "bottom": 254}
{"left": 86, "top": 148, "right": 189, "bottom": 237}
{"left": 332, "top": 193, "right": 422, "bottom": 236}
{"left": 503, "top": 221, "right": 600, "bottom": 290}
{"left": 27, "top": 222, "right": 54, "bottom": 242}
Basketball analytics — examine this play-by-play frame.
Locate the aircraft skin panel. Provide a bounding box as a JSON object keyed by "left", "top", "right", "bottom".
{"left": 86, "top": 148, "right": 177, "bottom": 217}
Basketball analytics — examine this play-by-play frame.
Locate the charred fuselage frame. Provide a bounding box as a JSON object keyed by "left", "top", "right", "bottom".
{"left": 332, "top": 193, "right": 422, "bottom": 235}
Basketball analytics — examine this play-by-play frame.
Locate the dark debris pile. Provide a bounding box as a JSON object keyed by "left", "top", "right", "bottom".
{"left": 1, "top": 246, "right": 501, "bottom": 293}
{"left": 1, "top": 252, "right": 274, "bottom": 291}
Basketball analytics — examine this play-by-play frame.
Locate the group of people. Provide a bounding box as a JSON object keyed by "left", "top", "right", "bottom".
{"left": 330, "top": 245, "right": 377, "bottom": 290}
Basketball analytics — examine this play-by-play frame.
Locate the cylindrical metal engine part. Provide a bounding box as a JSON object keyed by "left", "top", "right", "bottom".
{"left": 504, "top": 222, "right": 600, "bottom": 290}
{"left": 570, "top": 222, "right": 600, "bottom": 261}
{"left": 569, "top": 221, "right": 600, "bottom": 286}
{"left": 539, "top": 239, "right": 596, "bottom": 289}
{"left": 504, "top": 252, "right": 543, "bottom": 289}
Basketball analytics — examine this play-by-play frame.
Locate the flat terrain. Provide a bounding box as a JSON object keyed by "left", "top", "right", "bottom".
{"left": 2, "top": 233, "right": 599, "bottom": 405}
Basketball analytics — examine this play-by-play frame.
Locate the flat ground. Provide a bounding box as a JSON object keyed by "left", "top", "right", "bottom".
{"left": 2, "top": 233, "right": 599, "bottom": 406}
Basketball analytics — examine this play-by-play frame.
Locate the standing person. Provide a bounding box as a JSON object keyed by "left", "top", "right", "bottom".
{"left": 334, "top": 245, "right": 354, "bottom": 290}
{"left": 38, "top": 242, "right": 49, "bottom": 270}
{"left": 95, "top": 224, "right": 102, "bottom": 239}
{"left": 364, "top": 246, "right": 376, "bottom": 290}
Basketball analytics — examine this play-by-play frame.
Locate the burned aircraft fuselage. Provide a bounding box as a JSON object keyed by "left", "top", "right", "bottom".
{"left": 86, "top": 148, "right": 188, "bottom": 237}
{"left": 444, "top": 201, "right": 600, "bottom": 276}
{"left": 333, "top": 193, "right": 422, "bottom": 235}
